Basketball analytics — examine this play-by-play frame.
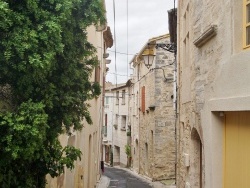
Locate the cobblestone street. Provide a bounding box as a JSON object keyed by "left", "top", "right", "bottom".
{"left": 104, "top": 166, "right": 152, "bottom": 188}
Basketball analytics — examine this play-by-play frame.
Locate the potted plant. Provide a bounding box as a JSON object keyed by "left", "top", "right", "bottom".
{"left": 126, "top": 131, "right": 131, "bottom": 136}
{"left": 125, "top": 144, "right": 132, "bottom": 167}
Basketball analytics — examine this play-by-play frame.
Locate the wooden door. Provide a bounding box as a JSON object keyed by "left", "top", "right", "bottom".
{"left": 224, "top": 111, "right": 250, "bottom": 188}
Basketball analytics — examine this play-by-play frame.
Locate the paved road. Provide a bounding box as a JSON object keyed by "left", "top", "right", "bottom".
{"left": 104, "top": 166, "right": 153, "bottom": 188}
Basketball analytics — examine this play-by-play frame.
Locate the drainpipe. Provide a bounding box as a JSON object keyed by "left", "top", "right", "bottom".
{"left": 167, "top": 0, "right": 178, "bottom": 185}
{"left": 176, "top": 2, "right": 181, "bottom": 186}
{"left": 96, "top": 24, "right": 108, "bottom": 177}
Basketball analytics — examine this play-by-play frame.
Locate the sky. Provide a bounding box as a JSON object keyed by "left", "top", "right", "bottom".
{"left": 104, "top": 0, "right": 176, "bottom": 84}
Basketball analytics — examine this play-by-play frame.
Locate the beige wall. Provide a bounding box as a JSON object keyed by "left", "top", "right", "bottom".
{"left": 46, "top": 22, "right": 107, "bottom": 188}
{"left": 177, "top": 0, "right": 250, "bottom": 187}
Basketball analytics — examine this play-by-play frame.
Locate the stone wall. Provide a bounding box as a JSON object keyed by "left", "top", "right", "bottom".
{"left": 137, "top": 37, "right": 176, "bottom": 181}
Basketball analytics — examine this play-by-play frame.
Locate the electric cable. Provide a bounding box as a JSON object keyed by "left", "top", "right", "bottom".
{"left": 126, "top": 0, "right": 129, "bottom": 81}
{"left": 112, "top": 0, "right": 117, "bottom": 88}
{"left": 96, "top": 46, "right": 136, "bottom": 56}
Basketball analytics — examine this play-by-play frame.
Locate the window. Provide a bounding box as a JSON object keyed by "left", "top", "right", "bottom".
{"left": 244, "top": 0, "right": 250, "bottom": 47}
{"left": 137, "top": 65, "right": 140, "bottom": 80}
{"left": 116, "top": 91, "right": 119, "bottom": 105}
{"left": 121, "top": 115, "right": 126, "bottom": 130}
{"left": 114, "top": 114, "right": 119, "bottom": 129}
{"left": 115, "top": 114, "right": 119, "bottom": 124}
{"left": 104, "top": 97, "right": 109, "bottom": 108}
{"left": 122, "top": 90, "right": 125, "bottom": 105}
{"left": 105, "top": 114, "right": 107, "bottom": 126}
{"left": 105, "top": 97, "right": 109, "bottom": 104}
{"left": 103, "top": 114, "right": 107, "bottom": 136}
{"left": 141, "top": 86, "right": 145, "bottom": 113}
{"left": 183, "top": 4, "right": 189, "bottom": 63}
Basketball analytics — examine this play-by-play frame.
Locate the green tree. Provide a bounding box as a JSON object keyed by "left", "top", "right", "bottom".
{"left": 0, "top": 0, "right": 105, "bottom": 187}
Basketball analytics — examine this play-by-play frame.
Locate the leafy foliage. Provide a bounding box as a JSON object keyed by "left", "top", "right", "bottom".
{"left": 0, "top": 0, "right": 105, "bottom": 187}
{"left": 125, "top": 144, "right": 131, "bottom": 157}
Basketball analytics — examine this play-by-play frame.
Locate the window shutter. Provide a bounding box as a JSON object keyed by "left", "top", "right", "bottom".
{"left": 103, "top": 76, "right": 105, "bottom": 106}
{"left": 141, "top": 86, "right": 145, "bottom": 113}
{"left": 95, "top": 66, "right": 100, "bottom": 83}
{"left": 105, "top": 114, "right": 107, "bottom": 126}
{"left": 116, "top": 91, "right": 119, "bottom": 105}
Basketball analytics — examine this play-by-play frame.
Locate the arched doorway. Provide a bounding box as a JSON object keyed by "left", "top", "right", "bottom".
{"left": 87, "top": 134, "right": 92, "bottom": 188}
{"left": 145, "top": 142, "right": 149, "bottom": 175}
{"left": 134, "top": 139, "right": 139, "bottom": 172}
{"left": 191, "top": 128, "right": 203, "bottom": 188}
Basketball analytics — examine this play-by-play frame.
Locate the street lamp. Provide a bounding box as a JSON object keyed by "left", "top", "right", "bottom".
{"left": 141, "top": 5, "right": 177, "bottom": 69}
{"left": 142, "top": 48, "right": 155, "bottom": 69}
{"left": 141, "top": 42, "right": 176, "bottom": 69}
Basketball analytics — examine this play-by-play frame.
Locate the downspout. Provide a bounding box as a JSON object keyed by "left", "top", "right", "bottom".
{"left": 96, "top": 23, "right": 108, "bottom": 178}
{"left": 168, "top": 0, "right": 178, "bottom": 184}
{"left": 176, "top": 1, "right": 181, "bottom": 186}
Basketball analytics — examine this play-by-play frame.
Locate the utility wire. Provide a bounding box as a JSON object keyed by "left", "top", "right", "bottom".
{"left": 96, "top": 46, "right": 136, "bottom": 56}
{"left": 112, "top": 0, "right": 119, "bottom": 115}
{"left": 108, "top": 72, "right": 132, "bottom": 77}
{"left": 126, "top": 0, "right": 129, "bottom": 81}
{"left": 112, "top": 0, "right": 117, "bottom": 88}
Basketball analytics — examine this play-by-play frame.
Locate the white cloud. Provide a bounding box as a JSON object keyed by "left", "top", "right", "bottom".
{"left": 105, "top": 0, "right": 176, "bottom": 84}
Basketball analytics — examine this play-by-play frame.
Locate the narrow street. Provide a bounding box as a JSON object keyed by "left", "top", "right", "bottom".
{"left": 103, "top": 166, "right": 153, "bottom": 188}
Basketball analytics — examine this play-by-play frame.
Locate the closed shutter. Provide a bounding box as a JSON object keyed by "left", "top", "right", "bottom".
{"left": 95, "top": 66, "right": 100, "bottom": 83}
{"left": 103, "top": 76, "right": 105, "bottom": 106}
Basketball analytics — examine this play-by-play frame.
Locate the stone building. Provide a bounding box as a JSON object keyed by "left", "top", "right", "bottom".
{"left": 177, "top": 0, "right": 250, "bottom": 188}
{"left": 46, "top": 1, "right": 113, "bottom": 187}
{"left": 129, "top": 34, "right": 176, "bottom": 181}
{"left": 102, "top": 82, "right": 131, "bottom": 167}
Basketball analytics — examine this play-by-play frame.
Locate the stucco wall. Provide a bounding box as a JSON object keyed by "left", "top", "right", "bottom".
{"left": 112, "top": 86, "right": 129, "bottom": 167}
{"left": 46, "top": 24, "right": 105, "bottom": 188}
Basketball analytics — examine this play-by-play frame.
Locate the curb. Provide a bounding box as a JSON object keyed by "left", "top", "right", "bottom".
{"left": 96, "top": 175, "right": 110, "bottom": 188}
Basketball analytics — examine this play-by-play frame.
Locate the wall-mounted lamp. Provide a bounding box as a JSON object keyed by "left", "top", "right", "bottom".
{"left": 142, "top": 48, "right": 155, "bottom": 69}
{"left": 142, "top": 42, "right": 176, "bottom": 69}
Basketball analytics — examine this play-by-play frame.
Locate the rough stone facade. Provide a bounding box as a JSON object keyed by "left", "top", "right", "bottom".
{"left": 130, "top": 34, "right": 176, "bottom": 181}
{"left": 177, "top": 1, "right": 250, "bottom": 188}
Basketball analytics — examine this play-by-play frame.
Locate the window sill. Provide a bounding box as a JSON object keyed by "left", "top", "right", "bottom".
{"left": 243, "top": 45, "right": 250, "bottom": 49}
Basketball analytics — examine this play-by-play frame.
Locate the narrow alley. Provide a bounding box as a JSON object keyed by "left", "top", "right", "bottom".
{"left": 103, "top": 166, "right": 152, "bottom": 188}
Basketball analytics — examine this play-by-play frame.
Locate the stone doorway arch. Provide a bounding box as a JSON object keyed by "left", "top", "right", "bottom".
{"left": 190, "top": 127, "right": 203, "bottom": 188}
